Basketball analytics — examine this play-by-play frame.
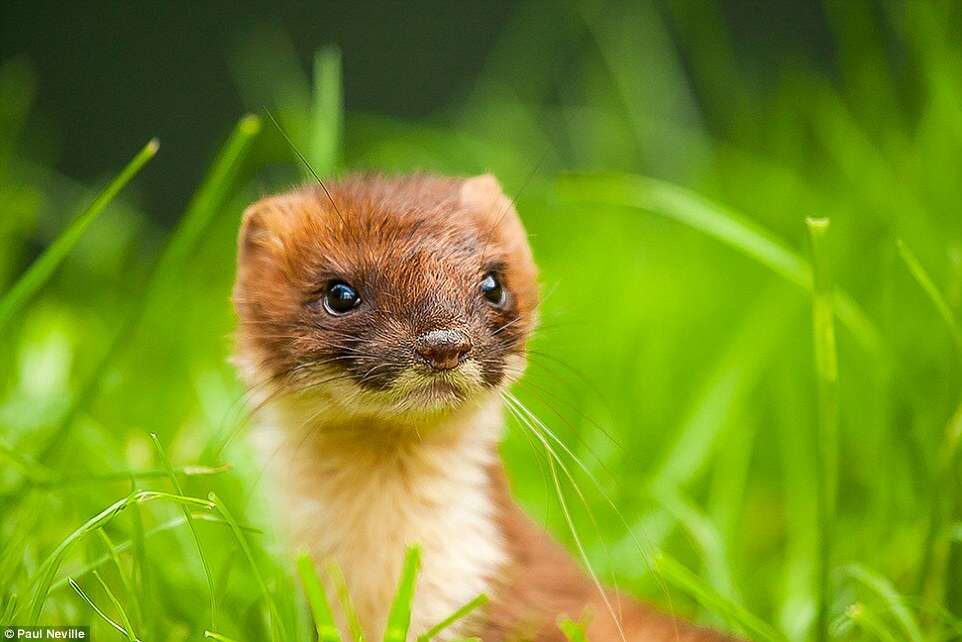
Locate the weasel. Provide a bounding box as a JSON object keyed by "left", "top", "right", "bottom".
{"left": 232, "top": 174, "right": 738, "bottom": 642}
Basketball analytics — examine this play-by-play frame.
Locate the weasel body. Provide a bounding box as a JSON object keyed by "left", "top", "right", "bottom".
{"left": 233, "top": 174, "right": 736, "bottom": 642}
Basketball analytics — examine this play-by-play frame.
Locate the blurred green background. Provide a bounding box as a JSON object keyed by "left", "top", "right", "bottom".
{"left": 2, "top": 1, "right": 962, "bottom": 641}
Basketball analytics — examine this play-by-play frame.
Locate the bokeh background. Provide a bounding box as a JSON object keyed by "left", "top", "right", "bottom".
{"left": 2, "top": 1, "right": 962, "bottom": 641}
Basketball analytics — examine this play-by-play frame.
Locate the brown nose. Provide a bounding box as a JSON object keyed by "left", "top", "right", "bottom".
{"left": 416, "top": 330, "right": 472, "bottom": 371}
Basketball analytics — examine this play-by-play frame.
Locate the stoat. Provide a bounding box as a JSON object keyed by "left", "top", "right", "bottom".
{"left": 232, "top": 174, "right": 737, "bottom": 642}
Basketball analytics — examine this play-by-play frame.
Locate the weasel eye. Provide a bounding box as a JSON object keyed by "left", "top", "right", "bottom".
{"left": 480, "top": 273, "right": 505, "bottom": 306}
{"left": 323, "top": 282, "right": 360, "bottom": 315}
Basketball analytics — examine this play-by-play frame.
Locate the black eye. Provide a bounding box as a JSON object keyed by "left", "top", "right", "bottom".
{"left": 480, "top": 272, "right": 505, "bottom": 306}
{"left": 323, "top": 281, "right": 360, "bottom": 315}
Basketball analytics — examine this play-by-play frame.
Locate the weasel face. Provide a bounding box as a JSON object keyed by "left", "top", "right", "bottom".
{"left": 233, "top": 173, "right": 538, "bottom": 418}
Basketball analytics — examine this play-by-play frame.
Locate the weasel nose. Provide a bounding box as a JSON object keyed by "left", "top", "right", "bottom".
{"left": 415, "top": 330, "right": 472, "bottom": 371}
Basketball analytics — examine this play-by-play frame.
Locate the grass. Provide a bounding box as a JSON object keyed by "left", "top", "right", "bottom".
{"left": 25, "top": 114, "right": 261, "bottom": 471}
{"left": 0, "top": 138, "right": 158, "bottom": 332}
{"left": 68, "top": 575, "right": 136, "bottom": 640}
{"left": 843, "top": 564, "right": 922, "bottom": 642}
{"left": 896, "top": 238, "right": 962, "bottom": 614}
{"left": 152, "top": 433, "right": 217, "bottom": 630}
{"left": 3, "top": 2, "right": 962, "bottom": 640}
{"left": 651, "top": 551, "right": 786, "bottom": 642}
{"left": 557, "top": 174, "right": 883, "bottom": 362}
{"left": 296, "top": 552, "right": 340, "bottom": 642}
{"left": 416, "top": 594, "right": 488, "bottom": 642}
{"left": 13, "top": 491, "right": 215, "bottom": 625}
{"left": 896, "top": 238, "right": 962, "bottom": 354}
{"left": 806, "top": 218, "right": 839, "bottom": 642}
{"left": 209, "top": 492, "right": 289, "bottom": 642}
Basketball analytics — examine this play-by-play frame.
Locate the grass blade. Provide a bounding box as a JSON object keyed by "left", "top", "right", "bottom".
{"left": 96, "top": 529, "right": 141, "bottom": 631}
{"left": 772, "top": 366, "right": 817, "bottom": 640}
{"left": 919, "top": 402, "right": 962, "bottom": 604}
{"left": 844, "top": 564, "right": 923, "bottom": 642}
{"left": 843, "top": 603, "right": 900, "bottom": 642}
{"left": 21, "top": 463, "right": 232, "bottom": 489}
{"left": 309, "top": 45, "right": 342, "bottom": 176}
{"left": 48, "top": 513, "right": 260, "bottom": 594}
{"left": 205, "top": 632, "right": 242, "bottom": 642}
{"left": 652, "top": 486, "right": 740, "bottom": 602}
{"left": 707, "top": 418, "right": 755, "bottom": 547}
{"left": 806, "top": 217, "right": 839, "bottom": 642}
{"left": 615, "top": 289, "right": 797, "bottom": 572}
{"left": 68, "top": 578, "right": 132, "bottom": 638}
{"left": 159, "top": 113, "right": 261, "bottom": 270}
{"left": 28, "top": 115, "right": 259, "bottom": 467}
{"left": 296, "top": 551, "right": 341, "bottom": 642}
{"left": 0, "top": 138, "right": 158, "bottom": 331}
{"left": 129, "top": 500, "right": 151, "bottom": 637}
{"left": 417, "top": 594, "right": 488, "bottom": 642}
{"left": 92, "top": 570, "right": 138, "bottom": 642}
{"left": 652, "top": 551, "right": 786, "bottom": 642}
{"left": 209, "top": 492, "right": 287, "bottom": 642}
{"left": 557, "top": 172, "right": 884, "bottom": 361}
{"left": 151, "top": 433, "right": 218, "bottom": 629}
{"left": 896, "top": 240, "right": 962, "bottom": 606}
{"left": 896, "top": 238, "right": 962, "bottom": 353}
{"left": 52, "top": 517, "right": 185, "bottom": 594}
{"left": 651, "top": 287, "right": 795, "bottom": 489}
{"left": 557, "top": 616, "right": 587, "bottom": 642}
{"left": 0, "top": 501, "right": 41, "bottom": 591}
{"left": 384, "top": 545, "right": 421, "bottom": 642}
{"left": 18, "top": 491, "right": 213, "bottom": 624}
{"left": 327, "top": 561, "right": 365, "bottom": 642}
{"left": 0, "top": 594, "right": 18, "bottom": 626}
{"left": 559, "top": 173, "right": 806, "bottom": 283}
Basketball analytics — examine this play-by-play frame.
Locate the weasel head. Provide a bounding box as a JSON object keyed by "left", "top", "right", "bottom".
{"left": 232, "top": 173, "right": 538, "bottom": 423}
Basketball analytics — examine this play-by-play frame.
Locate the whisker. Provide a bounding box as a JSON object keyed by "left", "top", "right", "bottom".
{"left": 502, "top": 392, "right": 677, "bottom": 628}
{"left": 492, "top": 315, "right": 527, "bottom": 336}
{"left": 478, "top": 152, "right": 547, "bottom": 267}
{"left": 526, "top": 350, "right": 614, "bottom": 412}
{"left": 265, "top": 108, "right": 346, "bottom": 227}
{"left": 501, "top": 393, "right": 627, "bottom": 642}
{"left": 512, "top": 377, "right": 620, "bottom": 452}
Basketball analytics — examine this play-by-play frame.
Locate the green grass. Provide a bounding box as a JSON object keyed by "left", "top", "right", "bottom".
{"left": 651, "top": 551, "right": 786, "bottom": 642}
{"left": 68, "top": 575, "right": 136, "bottom": 640}
{"left": 25, "top": 114, "right": 261, "bottom": 472}
{"left": 3, "top": 2, "right": 962, "bottom": 641}
{"left": 296, "top": 552, "right": 340, "bottom": 642}
{"left": 806, "top": 218, "right": 839, "bottom": 642}
{"left": 152, "top": 433, "right": 217, "bottom": 630}
{"left": 416, "top": 594, "right": 488, "bottom": 642}
{"left": 0, "top": 138, "right": 158, "bottom": 332}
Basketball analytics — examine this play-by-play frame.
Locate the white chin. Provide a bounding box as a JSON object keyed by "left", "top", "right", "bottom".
{"left": 291, "top": 359, "right": 499, "bottom": 419}
{"left": 406, "top": 382, "right": 471, "bottom": 409}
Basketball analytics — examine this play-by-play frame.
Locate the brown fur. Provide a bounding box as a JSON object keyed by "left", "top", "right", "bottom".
{"left": 232, "top": 173, "right": 739, "bottom": 641}
{"left": 234, "top": 174, "right": 538, "bottom": 400}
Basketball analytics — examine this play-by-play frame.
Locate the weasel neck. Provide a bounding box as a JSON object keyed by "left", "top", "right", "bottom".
{"left": 259, "top": 392, "right": 509, "bottom": 642}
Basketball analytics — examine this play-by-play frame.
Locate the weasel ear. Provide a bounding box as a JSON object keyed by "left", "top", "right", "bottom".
{"left": 460, "top": 173, "right": 509, "bottom": 214}
{"left": 238, "top": 194, "right": 297, "bottom": 259}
